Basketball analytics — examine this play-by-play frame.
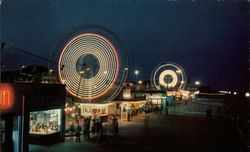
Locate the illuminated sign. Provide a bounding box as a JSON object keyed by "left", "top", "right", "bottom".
{"left": 0, "top": 90, "right": 10, "bottom": 107}
{"left": 0, "top": 84, "right": 14, "bottom": 110}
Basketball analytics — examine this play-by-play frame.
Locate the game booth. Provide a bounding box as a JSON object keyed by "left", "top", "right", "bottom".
{"left": 0, "top": 83, "right": 65, "bottom": 152}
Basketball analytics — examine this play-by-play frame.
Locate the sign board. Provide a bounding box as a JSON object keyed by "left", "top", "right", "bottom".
{"left": 0, "top": 83, "right": 65, "bottom": 115}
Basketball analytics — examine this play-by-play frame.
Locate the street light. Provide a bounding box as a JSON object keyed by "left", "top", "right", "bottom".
{"left": 134, "top": 70, "right": 139, "bottom": 75}
{"left": 245, "top": 92, "right": 250, "bottom": 97}
{"left": 195, "top": 81, "right": 200, "bottom": 86}
{"left": 138, "top": 80, "right": 143, "bottom": 84}
{"left": 233, "top": 92, "right": 237, "bottom": 95}
{"left": 20, "top": 65, "right": 26, "bottom": 81}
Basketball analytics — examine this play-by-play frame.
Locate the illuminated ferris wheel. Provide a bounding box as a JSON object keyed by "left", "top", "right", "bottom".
{"left": 151, "top": 62, "right": 186, "bottom": 91}
{"left": 52, "top": 25, "right": 129, "bottom": 102}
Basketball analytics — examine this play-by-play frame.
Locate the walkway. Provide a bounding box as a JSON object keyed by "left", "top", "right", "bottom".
{"left": 30, "top": 100, "right": 248, "bottom": 152}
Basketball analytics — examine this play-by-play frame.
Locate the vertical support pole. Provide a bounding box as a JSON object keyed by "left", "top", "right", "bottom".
{"left": 5, "top": 117, "right": 14, "bottom": 152}
{"left": 21, "top": 95, "right": 28, "bottom": 152}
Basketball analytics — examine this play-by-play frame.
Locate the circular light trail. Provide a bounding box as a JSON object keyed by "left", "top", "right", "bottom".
{"left": 58, "top": 33, "right": 120, "bottom": 100}
{"left": 151, "top": 62, "right": 186, "bottom": 90}
{"left": 159, "top": 70, "right": 178, "bottom": 88}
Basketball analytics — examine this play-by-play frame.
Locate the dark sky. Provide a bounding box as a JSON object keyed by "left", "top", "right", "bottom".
{"left": 1, "top": 0, "right": 249, "bottom": 93}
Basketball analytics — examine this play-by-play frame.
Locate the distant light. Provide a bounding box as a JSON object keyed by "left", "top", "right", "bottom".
{"left": 125, "top": 67, "right": 128, "bottom": 71}
{"left": 49, "top": 69, "right": 53, "bottom": 73}
{"left": 134, "top": 70, "right": 139, "bottom": 75}
{"left": 245, "top": 92, "right": 250, "bottom": 97}
{"left": 195, "top": 81, "right": 200, "bottom": 86}
{"left": 228, "top": 91, "right": 231, "bottom": 94}
{"left": 138, "top": 80, "right": 143, "bottom": 84}
{"left": 219, "top": 91, "right": 229, "bottom": 94}
{"left": 21, "top": 65, "right": 25, "bottom": 69}
{"left": 79, "top": 71, "right": 84, "bottom": 74}
{"left": 233, "top": 92, "right": 237, "bottom": 95}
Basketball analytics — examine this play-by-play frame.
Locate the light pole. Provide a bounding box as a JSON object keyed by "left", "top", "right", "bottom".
{"left": 19, "top": 65, "right": 25, "bottom": 81}
{"left": 134, "top": 70, "right": 139, "bottom": 90}
{"left": 49, "top": 69, "right": 53, "bottom": 83}
{"left": 134, "top": 70, "right": 139, "bottom": 82}
{"left": 195, "top": 80, "right": 200, "bottom": 86}
{"left": 245, "top": 92, "right": 250, "bottom": 98}
{"left": 194, "top": 80, "right": 200, "bottom": 90}
{"left": 0, "top": 43, "right": 5, "bottom": 82}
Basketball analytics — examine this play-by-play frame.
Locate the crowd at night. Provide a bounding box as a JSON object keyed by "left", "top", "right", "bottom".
{"left": 0, "top": 1, "right": 249, "bottom": 152}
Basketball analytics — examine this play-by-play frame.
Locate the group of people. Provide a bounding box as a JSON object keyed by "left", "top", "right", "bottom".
{"left": 83, "top": 117, "right": 103, "bottom": 140}
{"left": 68, "top": 115, "right": 119, "bottom": 143}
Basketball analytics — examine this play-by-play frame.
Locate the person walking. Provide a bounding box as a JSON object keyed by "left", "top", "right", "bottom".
{"left": 91, "top": 118, "right": 96, "bottom": 137}
{"left": 112, "top": 116, "right": 119, "bottom": 136}
{"left": 86, "top": 118, "right": 90, "bottom": 140}
{"left": 75, "top": 123, "right": 82, "bottom": 142}
{"left": 69, "top": 123, "right": 75, "bottom": 141}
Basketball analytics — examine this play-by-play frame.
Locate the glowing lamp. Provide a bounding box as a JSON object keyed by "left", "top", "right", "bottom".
{"left": 138, "top": 80, "right": 143, "bottom": 84}
{"left": 245, "top": 92, "right": 249, "bottom": 97}
{"left": 134, "top": 70, "right": 139, "bottom": 75}
{"left": 195, "top": 81, "right": 200, "bottom": 86}
{"left": 0, "top": 84, "right": 14, "bottom": 111}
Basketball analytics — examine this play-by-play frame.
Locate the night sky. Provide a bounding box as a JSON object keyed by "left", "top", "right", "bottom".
{"left": 1, "top": 0, "right": 248, "bottom": 94}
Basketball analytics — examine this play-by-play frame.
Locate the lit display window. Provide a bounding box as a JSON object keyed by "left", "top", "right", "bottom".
{"left": 29, "top": 109, "right": 61, "bottom": 135}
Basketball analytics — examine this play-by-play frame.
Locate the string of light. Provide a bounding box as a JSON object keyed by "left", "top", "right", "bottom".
{"left": 152, "top": 63, "right": 186, "bottom": 90}
{"left": 58, "top": 33, "right": 120, "bottom": 100}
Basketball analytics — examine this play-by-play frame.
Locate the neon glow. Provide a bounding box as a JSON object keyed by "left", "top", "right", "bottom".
{"left": 0, "top": 84, "right": 14, "bottom": 110}
{"left": 159, "top": 70, "right": 178, "bottom": 88}
{"left": 58, "top": 33, "right": 120, "bottom": 100}
{"left": 152, "top": 62, "right": 186, "bottom": 90}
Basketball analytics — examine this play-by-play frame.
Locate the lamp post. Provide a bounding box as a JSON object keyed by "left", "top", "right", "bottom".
{"left": 20, "top": 65, "right": 26, "bottom": 81}
{"left": 245, "top": 92, "right": 250, "bottom": 98}
{"left": 195, "top": 81, "right": 200, "bottom": 86}
{"left": 0, "top": 43, "right": 5, "bottom": 82}
{"left": 194, "top": 81, "right": 200, "bottom": 90}
{"left": 134, "top": 70, "right": 139, "bottom": 83}
{"left": 134, "top": 70, "right": 139, "bottom": 90}
{"left": 49, "top": 69, "right": 53, "bottom": 83}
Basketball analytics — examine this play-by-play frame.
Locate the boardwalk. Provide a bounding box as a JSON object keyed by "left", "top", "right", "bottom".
{"left": 30, "top": 99, "right": 248, "bottom": 152}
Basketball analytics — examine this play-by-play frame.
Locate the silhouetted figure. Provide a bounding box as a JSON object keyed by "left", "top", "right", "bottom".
{"left": 83, "top": 118, "right": 90, "bottom": 140}
{"left": 112, "top": 116, "right": 119, "bottom": 136}
{"left": 86, "top": 118, "right": 90, "bottom": 139}
{"left": 165, "top": 102, "right": 169, "bottom": 115}
{"left": 91, "top": 118, "right": 96, "bottom": 136}
{"left": 69, "top": 123, "right": 75, "bottom": 141}
{"left": 75, "top": 124, "right": 82, "bottom": 142}
{"left": 206, "top": 108, "right": 212, "bottom": 117}
{"left": 97, "top": 120, "right": 104, "bottom": 144}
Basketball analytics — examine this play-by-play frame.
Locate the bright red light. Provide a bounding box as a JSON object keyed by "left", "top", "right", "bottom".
{"left": 0, "top": 84, "right": 14, "bottom": 111}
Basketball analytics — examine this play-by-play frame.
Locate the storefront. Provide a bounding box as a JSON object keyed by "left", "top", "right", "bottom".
{"left": 146, "top": 93, "right": 164, "bottom": 109}
{"left": 64, "top": 102, "right": 116, "bottom": 131}
{"left": 119, "top": 100, "right": 147, "bottom": 121}
{"left": 0, "top": 83, "right": 65, "bottom": 152}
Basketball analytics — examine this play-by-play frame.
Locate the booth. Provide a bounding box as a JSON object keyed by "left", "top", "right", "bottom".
{"left": 119, "top": 100, "right": 147, "bottom": 121}
{"left": 0, "top": 83, "right": 65, "bottom": 152}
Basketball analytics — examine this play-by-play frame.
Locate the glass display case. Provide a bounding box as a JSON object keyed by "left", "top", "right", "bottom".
{"left": 29, "top": 109, "right": 61, "bottom": 135}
